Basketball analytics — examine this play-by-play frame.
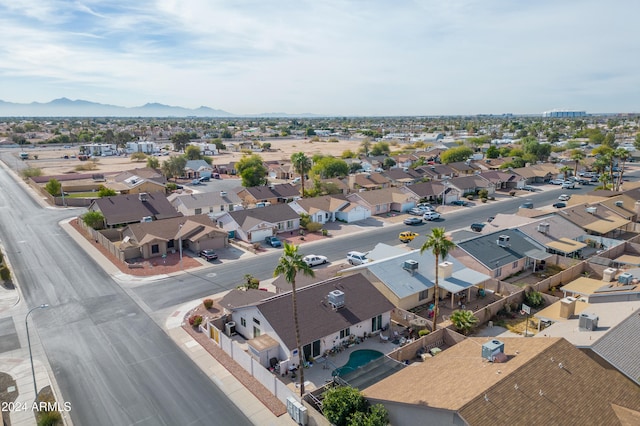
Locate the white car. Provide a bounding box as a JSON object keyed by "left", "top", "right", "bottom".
{"left": 347, "top": 251, "right": 368, "bottom": 265}
{"left": 423, "top": 211, "right": 441, "bottom": 221}
{"left": 303, "top": 255, "right": 328, "bottom": 267}
{"left": 558, "top": 194, "right": 571, "bottom": 201}
{"left": 561, "top": 181, "right": 575, "bottom": 189}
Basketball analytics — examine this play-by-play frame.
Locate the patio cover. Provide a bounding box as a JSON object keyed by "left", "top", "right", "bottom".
{"left": 524, "top": 249, "right": 552, "bottom": 261}
{"left": 546, "top": 238, "right": 587, "bottom": 254}
{"left": 584, "top": 216, "right": 630, "bottom": 234}
{"left": 248, "top": 334, "right": 279, "bottom": 352}
{"left": 613, "top": 254, "right": 640, "bottom": 266}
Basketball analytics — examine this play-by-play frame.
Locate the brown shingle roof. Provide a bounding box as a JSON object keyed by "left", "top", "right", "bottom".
{"left": 256, "top": 273, "right": 394, "bottom": 350}
{"left": 227, "top": 203, "right": 299, "bottom": 227}
{"left": 91, "top": 192, "right": 181, "bottom": 226}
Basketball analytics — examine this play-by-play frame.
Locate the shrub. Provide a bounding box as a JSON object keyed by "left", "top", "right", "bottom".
{"left": 489, "top": 196, "right": 495, "bottom": 200}
{"left": 0, "top": 265, "right": 11, "bottom": 281}
{"left": 466, "top": 194, "right": 474, "bottom": 200}
{"left": 418, "top": 329, "right": 429, "bottom": 337}
{"left": 189, "top": 314, "right": 203, "bottom": 327}
{"left": 37, "top": 409, "right": 61, "bottom": 426}
{"left": 525, "top": 290, "right": 544, "bottom": 308}
{"left": 306, "top": 221, "right": 323, "bottom": 233}
{"left": 203, "top": 299, "right": 213, "bottom": 309}
{"left": 481, "top": 198, "right": 488, "bottom": 203}
{"left": 321, "top": 229, "right": 329, "bottom": 236}
{"left": 21, "top": 167, "right": 42, "bottom": 178}
{"left": 509, "top": 190, "right": 516, "bottom": 196}
{"left": 478, "top": 189, "right": 489, "bottom": 199}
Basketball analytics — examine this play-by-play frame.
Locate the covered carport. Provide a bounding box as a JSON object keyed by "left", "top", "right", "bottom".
{"left": 524, "top": 248, "right": 553, "bottom": 272}
{"left": 546, "top": 238, "right": 587, "bottom": 258}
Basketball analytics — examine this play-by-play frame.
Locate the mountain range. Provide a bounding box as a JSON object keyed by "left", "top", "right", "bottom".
{"left": 0, "top": 98, "right": 318, "bottom": 118}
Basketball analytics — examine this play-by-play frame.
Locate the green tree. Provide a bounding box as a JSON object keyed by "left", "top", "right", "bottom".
{"left": 521, "top": 137, "right": 551, "bottom": 162}
{"left": 306, "top": 127, "right": 316, "bottom": 137}
{"left": 82, "top": 211, "right": 105, "bottom": 229}
{"left": 341, "top": 150, "right": 357, "bottom": 159}
{"left": 322, "top": 386, "right": 367, "bottom": 426}
{"left": 349, "top": 404, "right": 389, "bottom": 426}
{"left": 440, "top": 146, "right": 473, "bottom": 164}
{"left": 524, "top": 290, "right": 544, "bottom": 308}
{"left": 614, "top": 148, "right": 630, "bottom": 191}
{"left": 171, "top": 132, "right": 191, "bottom": 151}
{"left": 311, "top": 157, "right": 349, "bottom": 178}
{"left": 273, "top": 242, "right": 314, "bottom": 396}
{"left": 383, "top": 157, "right": 396, "bottom": 169}
{"left": 236, "top": 154, "right": 268, "bottom": 187}
{"left": 146, "top": 156, "right": 159, "bottom": 169}
{"left": 97, "top": 185, "right": 117, "bottom": 197}
{"left": 185, "top": 145, "right": 202, "bottom": 160}
{"left": 486, "top": 145, "right": 500, "bottom": 159}
{"left": 420, "top": 228, "right": 456, "bottom": 331}
{"left": 370, "top": 141, "right": 390, "bottom": 156}
{"left": 570, "top": 149, "right": 584, "bottom": 176}
{"left": 161, "top": 156, "right": 187, "bottom": 181}
{"left": 44, "top": 179, "right": 62, "bottom": 196}
{"left": 560, "top": 165, "right": 573, "bottom": 181}
{"left": 360, "top": 138, "right": 371, "bottom": 156}
{"left": 130, "top": 152, "right": 147, "bottom": 162}
{"left": 221, "top": 129, "right": 233, "bottom": 139}
{"left": 291, "top": 152, "right": 312, "bottom": 197}
{"left": 634, "top": 132, "right": 640, "bottom": 151}
{"left": 449, "top": 309, "right": 479, "bottom": 335}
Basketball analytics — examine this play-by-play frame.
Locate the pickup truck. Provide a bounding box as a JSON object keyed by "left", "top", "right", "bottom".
{"left": 264, "top": 236, "right": 282, "bottom": 248}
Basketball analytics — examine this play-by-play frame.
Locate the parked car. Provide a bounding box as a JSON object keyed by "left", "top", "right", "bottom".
{"left": 403, "top": 217, "right": 423, "bottom": 226}
{"left": 553, "top": 202, "right": 567, "bottom": 208}
{"left": 199, "top": 249, "right": 218, "bottom": 261}
{"left": 522, "top": 185, "right": 538, "bottom": 192}
{"left": 191, "top": 179, "right": 202, "bottom": 185}
{"left": 264, "top": 236, "right": 282, "bottom": 248}
{"left": 519, "top": 202, "right": 534, "bottom": 209}
{"left": 198, "top": 175, "right": 210, "bottom": 182}
{"left": 487, "top": 216, "right": 495, "bottom": 223}
{"left": 423, "top": 211, "right": 441, "bottom": 221}
{"left": 303, "top": 254, "right": 328, "bottom": 267}
{"left": 549, "top": 179, "right": 564, "bottom": 185}
{"left": 416, "top": 203, "right": 433, "bottom": 210}
{"left": 399, "top": 231, "right": 419, "bottom": 243}
{"left": 450, "top": 200, "right": 467, "bottom": 206}
{"left": 470, "top": 223, "right": 485, "bottom": 232}
{"left": 347, "top": 251, "right": 368, "bottom": 265}
{"left": 558, "top": 194, "right": 571, "bottom": 201}
{"left": 408, "top": 207, "right": 426, "bottom": 216}
{"left": 212, "top": 173, "right": 221, "bottom": 179}
{"left": 561, "top": 181, "right": 575, "bottom": 189}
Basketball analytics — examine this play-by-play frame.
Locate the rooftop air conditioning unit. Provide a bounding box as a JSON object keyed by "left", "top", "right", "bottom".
{"left": 615, "top": 200, "right": 624, "bottom": 207}
{"left": 481, "top": 340, "right": 505, "bottom": 362}
{"left": 602, "top": 268, "right": 617, "bottom": 282}
{"left": 403, "top": 259, "right": 419, "bottom": 272}
{"left": 618, "top": 272, "right": 633, "bottom": 285}
{"left": 141, "top": 216, "right": 152, "bottom": 223}
{"left": 578, "top": 313, "right": 598, "bottom": 331}
{"left": 497, "top": 235, "right": 510, "bottom": 248}
{"left": 537, "top": 223, "right": 550, "bottom": 233}
{"left": 328, "top": 290, "right": 345, "bottom": 310}
{"left": 585, "top": 207, "right": 597, "bottom": 214}
{"left": 220, "top": 191, "right": 228, "bottom": 196}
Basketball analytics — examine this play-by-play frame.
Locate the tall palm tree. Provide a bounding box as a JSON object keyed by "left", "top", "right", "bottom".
{"left": 291, "top": 152, "right": 312, "bottom": 197}
{"left": 273, "top": 242, "right": 314, "bottom": 396}
{"left": 420, "top": 228, "right": 456, "bottom": 332}
{"left": 614, "top": 148, "right": 630, "bottom": 191}
{"left": 570, "top": 149, "right": 584, "bottom": 177}
{"left": 559, "top": 165, "right": 573, "bottom": 181}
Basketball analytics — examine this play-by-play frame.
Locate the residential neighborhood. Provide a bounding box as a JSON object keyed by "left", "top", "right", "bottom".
{"left": 2, "top": 114, "right": 640, "bottom": 426}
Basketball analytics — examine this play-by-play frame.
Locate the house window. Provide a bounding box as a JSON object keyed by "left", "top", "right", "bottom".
{"left": 220, "top": 205, "right": 225, "bottom": 211}
{"left": 371, "top": 315, "right": 382, "bottom": 332}
{"left": 253, "top": 317, "right": 260, "bottom": 325}
{"left": 228, "top": 204, "right": 234, "bottom": 211}
{"left": 210, "top": 207, "right": 214, "bottom": 213}
{"left": 167, "top": 240, "right": 175, "bottom": 249}
{"left": 495, "top": 267, "right": 502, "bottom": 278}
{"left": 151, "top": 244, "right": 159, "bottom": 254}
{"left": 195, "top": 208, "right": 202, "bottom": 215}
{"left": 240, "top": 317, "right": 246, "bottom": 327}
{"left": 376, "top": 205, "right": 381, "bottom": 212}
{"left": 340, "top": 328, "right": 351, "bottom": 339}
{"left": 277, "top": 222, "right": 283, "bottom": 230}
{"left": 253, "top": 326, "right": 261, "bottom": 338}
{"left": 512, "top": 261, "right": 519, "bottom": 269}
{"left": 287, "top": 220, "right": 294, "bottom": 229}
{"left": 418, "top": 290, "right": 429, "bottom": 301}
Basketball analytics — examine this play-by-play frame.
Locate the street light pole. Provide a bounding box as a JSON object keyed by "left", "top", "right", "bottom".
{"left": 26, "top": 304, "right": 49, "bottom": 401}
{"left": 178, "top": 224, "right": 183, "bottom": 271}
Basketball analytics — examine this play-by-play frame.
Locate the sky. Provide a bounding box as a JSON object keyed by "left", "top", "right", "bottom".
{"left": 1, "top": 0, "right": 639, "bottom": 116}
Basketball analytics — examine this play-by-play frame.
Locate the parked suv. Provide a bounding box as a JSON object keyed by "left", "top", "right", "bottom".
{"left": 423, "top": 211, "right": 441, "bottom": 221}
{"left": 399, "top": 231, "right": 419, "bottom": 243}
{"left": 347, "top": 251, "right": 368, "bottom": 265}
{"left": 264, "top": 236, "right": 282, "bottom": 248}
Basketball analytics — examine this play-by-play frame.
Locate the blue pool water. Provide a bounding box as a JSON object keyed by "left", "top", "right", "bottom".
{"left": 332, "top": 349, "right": 384, "bottom": 377}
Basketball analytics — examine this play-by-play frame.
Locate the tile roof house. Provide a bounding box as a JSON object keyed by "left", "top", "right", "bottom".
{"left": 228, "top": 273, "right": 394, "bottom": 368}
{"left": 108, "top": 167, "right": 168, "bottom": 194}
{"left": 342, "top": 246, "right": 490, "bottom": 311}
{"left": 120, "top": 215, "right": 228, "bottom": 260}
{"left": 478, "top": 170, "right": 527, "bottom": 190}
{"left": 381, "top": 168, "right": 421, "bottom": 186}
{"left": 184, "top": 159, "right": 214, "bottom": 179}
{"left": 362, "top": 337, "right": 640, "bottom": 426}
{"left": 237, "top": 183, "right": 300, "bottom": 206}
{"left": 453, "top": 229, "right": 551, "bottom": 280}
{"left": 169, "top": 191, "right": 243, "bottom": 217}
{"left": 405, "top": 181, "right": 461, "bottom": 204}
{"left": 347, "top": 172, "right": 391, "bottom": 191}
{"left": 89, "top": 192, "right": 182, "bottom": 228}
{"left": 556, "top": 204, "right": 631, "bottom": 237}
{"left": 447, "top": 175, "right": 495, "bottom": 196}
{"left": 288, "top": 195, "right": 352, "bottom": 224}
{"left": 448, "top": 161, "right": 481, "bottom": 176}
{"left": 414, "top": 164, "right": 455, "bottom": 180}
{"left": 216, "top": 203, "right": 300, "bottom": 243}
{"left": 512, "top": 165, "right": 555, "bottom": 183}
{"left": 346, "top": 187, "right": 418, "bottom": 215}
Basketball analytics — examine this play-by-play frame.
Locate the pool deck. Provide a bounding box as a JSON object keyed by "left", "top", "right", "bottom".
{"left": 283, "top": 337, "right": 404, "bottom": 393}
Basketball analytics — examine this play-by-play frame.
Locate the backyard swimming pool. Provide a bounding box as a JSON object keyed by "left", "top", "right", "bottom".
{"left": 332, "top": 349, "right": 384, "bottom": 377}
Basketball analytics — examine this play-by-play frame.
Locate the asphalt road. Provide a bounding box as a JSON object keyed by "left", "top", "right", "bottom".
{"left": 0, "top": 154, "right": 251, "bottom": 425}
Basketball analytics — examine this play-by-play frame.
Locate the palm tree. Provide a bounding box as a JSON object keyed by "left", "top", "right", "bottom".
{"left": 291, "top": 152, "right": 312, "bottom": 197}
{"left": 559, "top": 165, "right": 573, "bottom": 181}
{"left": 614, "top": 148, "right": 630, "bottom": 191}
{"left": 273, "top": 242, "right": 314, "bottom": 396}
{"left": 570, "top": 149, "right": 584, "bottom": 177}
{"left": 450, "top": 309, "right": 479, "bottom": 335}
{"left": 420, "top": 228, "right": 456, "bottom": 332}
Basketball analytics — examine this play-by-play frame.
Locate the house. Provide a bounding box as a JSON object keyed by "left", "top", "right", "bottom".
{"left": 236, "top": 183, "right": 300, "bottom": 206}
{"left": 184, "top": 160, "right": 214, "bottom": 179}
{"left": 453, "top": 229, "right": 551, "bottom": 280}
{"left": 266, "top": 162, "right": 294, "bottom": 180}
{"left": 517, "top": 216, "right": 591, "bottom": 258}
{"left": 478, "top": 170, "right": 526, "bottom": 190}
{"left": 216, "top": 203, "right": 300, "bottom": 243}
{"left": 88, "top": 192, "right": 182, "bottom": 228}
{"left": 227, "top": 273, "right": 394, "bottom": 368}
{"left": 597, "top": 194, "right": 639, "bottom": 222}
{"left": 109, "top": 167, "right": 167, "bottom": 195}
{"left": 415, "top": 164, "right": 456, "bottom": 180}
{"left": 405, "top": 181, "right": 460, "bottom": 205}
{"left": 362, "top": 337, "right": 640, "bottom": 426}
{"left": 288, "top": 195, "right": 351, "bottom": 224}
{"left": 447, "top": 175, "right": 495, "bottom": 197}
{"left": 120, "top": 215, "right": 228, "bottom": 260}
{"left": 381, "top": 168, "right": 421, "bottom": 186}
{"left": 557, "top": 205, "right": 631, "bottom": 238}
{"left": 448, "top": 161, "right": 481, "bottom": 176}
{"left": 347, "top": 187, "right": 418, "bottom": 215}
{"left": 347, "top": 172, "right": 391, "bottom": 191}
{"left": 169, "top": 191, "right": 243, "bottom": 217}
{"left": 342, "top": 247, "right": 490, "bottom": 311}
{"left": 512, "top": 164, "right": 554, "bottom": 184}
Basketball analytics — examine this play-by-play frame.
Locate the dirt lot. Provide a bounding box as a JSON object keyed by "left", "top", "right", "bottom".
{"left": 20, "top": 137, "right": 364, "bottom": 176}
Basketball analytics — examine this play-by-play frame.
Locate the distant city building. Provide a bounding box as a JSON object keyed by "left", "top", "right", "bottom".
{"left": 543, "top": 110, "right": 587, "bottom": 118}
